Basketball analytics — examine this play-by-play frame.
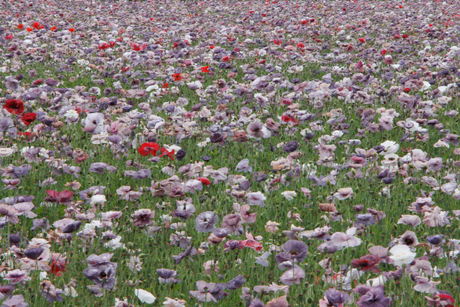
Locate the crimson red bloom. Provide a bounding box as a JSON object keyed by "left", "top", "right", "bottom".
{"left": 296, "top": 42, "right": 305, "bottom": 48}
{"left": 201, "top": 66, "right": 210, "bottom": 73}
{"left": 393, "top": 33, "right": 401, "bottom": 39}
{"left": 18, "top": 24, "right": 24, "bottom": 29}
{"left": 222, "top": 55, "right": 230, "bottom": 62}
{"left": 33, "top": 78, "right": 43, "bottom": 85}
{"left": 273, "top": 39, "right": 282, "bottom": 45}
{"left": 26, "top": 27, "right": 33, "bottom": 32}
{"left": 50, "top": 26, "right": 57, "bottom": 31}
{"left": 351, "top": 254, "right": 380, "bottom": 273}
{"left": 381, "top": 49, "right": 387, "bottom": 55}
{"left": 403, "top": 88, "right": 411, "bottom": 93}
{"left": 358, "top": 38, "right": 366, "bottom": 43}
{"left": 209, "top": 45, "right": 215, "bottom": 49}
{"left": 281, "top": 115, "right": 296, "bottom": 123}
{"left": 172, "top": 73, "right": 182, "bottom": 81}
{"left": 68, "top": 28, "right": 74, "bottom": 33}
{"left": 138, "top": 142, "right": 160, "bottom": 156}
{"left": 4, "top": 99, "right": 24, "bottom": 115}
{"left": 5, "top": 34, "right": 13, "bottom": 40}
{"left": 21, "top": 113, "right": 37, "bottom": 126}
{"left": 33, "top": 22, "right": 40, "bottom": 29}
{"left": 50, "top": 260, "right": 66, "bottom": 277}
{"left": 402, "top": 34, "right": 409, "bottom": 39}
{"left": 163, "top": 83, "right": 169, "bottom": 88}
{"left": 159, "top": 147, "right": 175, "bottom": 161}
{"left": 197, "top": 177, "right": 211, "bottom": 186}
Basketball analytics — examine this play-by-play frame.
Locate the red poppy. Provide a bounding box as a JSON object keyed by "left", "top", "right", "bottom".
{"left": 68, "top": 28, "right": 74, "bottom": 33}
{"left": 301, "top": 20, "right": 308, "bottom": 25}
{"left": 273, "top": 39, "right": 282, "bottom": 45}
{"left": 21, "top": 113, "right": 37, "bottom": 126}
{"left": 222, "top": 55, "right": 230, "bottom": 62}
{"left": 18, "top": 24, "right": 24, "bottom": 29}
{"left": 33, "top": 78, "right": 43, "bottom": 85}
{"left": 403, "top": 88, "right": 411, "bottom": 93}
{"left": 116, "top": 37, "right": 123, "bottom": 42}
{"left": 358, "top": 38, "right": 366, "bottom": 43}
{"left": 121, "top": 66, "right": 130, "bottom": 73}
{"left": 201, "top": 66, "right": 210, "bottom": 73}
{"left": 50, "top": 260, "right": 66, "bottom": 277}
{"left": 33, "top": 22, "right": 40, "bottom": 29}
{"left": 5, "top": 34, "right": 13, "bottom": 40}
{"left": 402, "top": 34, "right": 409, "bottom": 39}
{"left": 130, "top": 42, "right": 146, "bottom": 51}
{"left": 50, "top": 26, "right": 56, "bottom": 31}
{"left": 393, "top": 33, "right": 401, "bottom": 39}
{"left": 138, "top": 142, "right": 160, "bottom": 156}
{"left": 281, "top": 115, "right": 296, "bottom": 123}
{"left": 163, "top": 83, "right": 169, "bottom": 88}
{"left": 197, "top": 177, "right": 211, "bottom": 186}
{"left": 40, "top": 25, "right": 44, "bottom": 29}
{"left": 209, "top": 45, "right": 215, "bottom": 49}
{"left": 351, "top": 255, "right": 381, "bottom": 273}
{"left": 296, "top": 42, "right": 305, "bottom": 48}
{"left": 26, "top": 28, "right": 33, "bottom": 32}
{"left": 172, "top": 73, "right": 182, "bottom": 81}
{"left": 4, "top": 99, "right": 24, "bottom": 115}
{"left": 381, "top": 49, "right": 387, "bottom": 55}
{"left": 159, "top": 147, "right": 175, "bottom": 161}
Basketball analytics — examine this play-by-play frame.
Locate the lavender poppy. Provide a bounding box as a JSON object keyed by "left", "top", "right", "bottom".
{"left": 83, "top": 253, "right": 117, "bottom": 289}
{"left": 227, "top": 275, "right": 246, "bottom": 290}
{"left": 325, "top": 289, "right": 349, "bottom": 306}
{"left": 156, "top": 269, "right": 180, "bottom": 284}
{"left": 195, "top": 211, "right": 218, "bottom": 233}
{"left": 283, "top": 141, "right": 298, "bottom": 153}
{"left": 1, "top": 294, "right": 29, "bottom": 307}
{"left": 356, "top": 285, "right": 390, "bottom": 307}
{"left": 172, "top": 245, "right": 197, "bottom": 264}
{"left": 189, "top": 281, "right": 227, "bottom": 302}
{"left": 236, "top": 159, "right": 252, "bottom": 173}
{"left": 132, "top": 209, "right": 155, "bottom": 228}
{"left": 275, "top": 240, "right": 308, "bottom": 266}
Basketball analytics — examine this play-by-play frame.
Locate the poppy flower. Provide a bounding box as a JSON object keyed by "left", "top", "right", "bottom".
{"left": 5, "top": 34, "right": 13, "bottom": 40}
{"left": 131, "top": 43, "right": 146, "bottom": 51}
{"left": 50, "top": 26, "right": 56, "bottom": 31}
{"left": 381, "top": 49, "right": 387, "bottom": 55}
{"left": 17, "top": 24, "right": 23, "bottom": 30}
{"left": 301, "top": 20, "right": 308, "bottom": 24}
{"left": 21, "top": 113, "right": 37, "bottom": 126}
{"left": 33, "top": 78, "right": 43, "bottom": 86}
{"left": 159, "top": 148, "right": 175, "bottom": 161}
{"left": 138, "top": 142, "right": 160, "bottom": 156}
{"left": 403, "top": 88, "right": 411, "bottom": 93}
{"left": 197, "top": 177, "right": 211, "bottom": 186}
{"left": 351, "top": 254, "right": 381, "bottom": 273}
{"left": 172, "top": 73, "right": 182, "bottom": 81}
{"left": 68, "top": 28, "right": 74, "bottom": 33}
{"left": 50, "top": 260, "right": 65, "bottom": 277}
{"left": 26, "top": 28, "right": 33, "bottom": 32}
{"left": 358, "top": 38, "right": 366, "bottom": 43}
{"left": 296, "top": 42, "right": 305, "bottom": 48}
{"left": 393, "top": 33, "right": 401, "bottom": 39}
{"left": 33, "top": 22, "right": 40, "bottom": 29}
{"left": 201, "top": 66, "right": 210, "bottom": 73}
{"left": 209, "top": 45, "right": 215, "bottom": 49}
{"left": 281, "top": 115, "right": 296, "bottom": 123}
{"left": 402, "top": 34, "right": 409, "bottom": 39}
{"left": 163, "top": 83, "right": 169, "bottom": 88}
{"left": 116, "top": 37, "right": 123, "bottom": 42}
{"left": 273, "top": 39, "right": 282, "bottom": 45}
{"left": 222, "top": 55, "right": 230, "bottom": 62}
{"left": 4, "top": 99, "right": 24, "bottom": 115}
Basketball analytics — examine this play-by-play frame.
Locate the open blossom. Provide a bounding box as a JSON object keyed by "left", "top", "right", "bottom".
{"left": 389, "top": 245, "right": 416, "bottom": 266}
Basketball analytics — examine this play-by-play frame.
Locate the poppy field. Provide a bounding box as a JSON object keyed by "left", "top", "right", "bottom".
{"left": 1, "top": 0, "right": 460, "bottom": 306}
